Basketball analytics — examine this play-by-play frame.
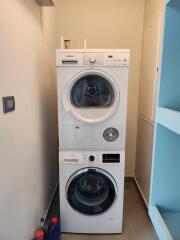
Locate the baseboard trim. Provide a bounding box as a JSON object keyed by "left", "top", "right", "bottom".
{"left": 125, "top": 176, "right": 159, "bottom": 239}
{"left": 125, "top": 176, "right": 148, "bottom": 213}
{"left": 44, "top": 180, "right": 59, "bottom": 222}
{"left": 133, "top": 177, "right": 148, "bottom": 212}
{"left": 124, "top": 176, "right": 134, "bottom": 183}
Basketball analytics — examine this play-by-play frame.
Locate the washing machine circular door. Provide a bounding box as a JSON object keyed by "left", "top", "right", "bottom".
{"left": 66, "top": 167, "right": 117, "bottom": 215}
{"left": 63, "top": 70, "right": 120, "bottom": 124}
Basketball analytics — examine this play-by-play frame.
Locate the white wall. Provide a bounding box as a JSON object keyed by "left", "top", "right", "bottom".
{"left": 0, "top": 1, "right": 58, "bottom": 239}
{"left": 56, "top": 0, "right": 145, "bottom": 176}
{"left": 135, "top": 0, "right": 163, "bottom": 203}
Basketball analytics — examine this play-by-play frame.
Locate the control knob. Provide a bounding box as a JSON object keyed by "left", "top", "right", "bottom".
{"left": 89, "top": 155, "right": 95, "bottom": 162}
{"left": 89, "top": 56, "right": 96, "bottom": 63}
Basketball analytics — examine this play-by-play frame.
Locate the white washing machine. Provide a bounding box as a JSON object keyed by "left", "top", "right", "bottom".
{"left": 56, "top": 49, "right": 130, "bottom": 151}
{"left": 59, "top": 150, "right": 125, "bottom": 234}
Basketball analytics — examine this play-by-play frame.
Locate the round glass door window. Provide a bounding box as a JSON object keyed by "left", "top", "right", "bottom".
{"left": 66, "top": 168, "right": 117, "bottom": 215}
{"left": 63, "top": 70, "right": 120, "bottom": 124}
{"left": 71, "top": 75, "right": 114, "bottom": 108}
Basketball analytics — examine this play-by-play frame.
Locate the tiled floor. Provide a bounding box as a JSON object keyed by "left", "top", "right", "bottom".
{"left": 49, "top": 181, "right": 157, "bottom": 240}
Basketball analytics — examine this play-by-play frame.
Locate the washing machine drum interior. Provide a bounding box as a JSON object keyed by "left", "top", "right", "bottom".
{"left": 66, "top": 168, "right": 117, "bottom": 215}
{"left": 64, "top": 72, "right": 120, "bottom": 124}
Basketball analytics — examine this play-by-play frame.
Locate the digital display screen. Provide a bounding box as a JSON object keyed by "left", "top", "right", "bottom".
{"left": 103, "top": 154, "right": 120, "bottom": 163}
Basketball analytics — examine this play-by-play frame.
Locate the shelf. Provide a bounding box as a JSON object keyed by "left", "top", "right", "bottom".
{"left": 158, "top": 0, "right": 180, "bottom": 111}
{"left": 161, "top": 211, "right": 180, "bottom": 239}
{"left": 157, "top": 107, "right": 180, "bottom": 135}
{"left": 150, "top": 125, "right": 180, "bottom": 207}
{"left": 150, "top": 125, "right": 180, "bottom": 239}
{"left": 149, "top": 1, "right": 180, "bottom": 239}
{"left": 149, "top": 205, "right": 173, "bottom": 240}
{"left": 149, "top": 205, "right": 180, "bottom": 240}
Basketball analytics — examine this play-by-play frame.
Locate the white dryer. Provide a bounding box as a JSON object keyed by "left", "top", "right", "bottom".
{"left": 59, "top": 150, "right": 125, "bottom": 234}
{"left": 56, "top": 49, "right": 130, "bottom": 151}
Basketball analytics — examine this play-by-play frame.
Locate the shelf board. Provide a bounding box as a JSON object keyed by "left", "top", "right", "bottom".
{"left": 149, "top": 205, "right": 174, "bottom": 240}
{"left": 161, "top": 211, "right": 180, "bottom": 239}
{"left": 156, "top": 107, "right": 180, "bottom": 135}
{"left": 166, "top": 0, "right": 171, "bottom": 4}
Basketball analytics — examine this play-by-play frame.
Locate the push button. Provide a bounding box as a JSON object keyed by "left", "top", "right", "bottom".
{"left": 89, "top": 155, "right": 95, "bottom": 162}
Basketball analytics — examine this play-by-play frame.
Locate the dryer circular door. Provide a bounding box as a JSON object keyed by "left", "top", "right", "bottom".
{"left": 66, "top": 167, "right": 117, "bottom": 215}
{"left": 63, "top": 70, "right": 120, "bottom": 124}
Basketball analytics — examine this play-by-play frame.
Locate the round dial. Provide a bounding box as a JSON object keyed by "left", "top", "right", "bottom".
{"left": 89, "top": 155, "right": 95, "bottom": 162}
{"left": 89, "top": 56, "right": 96, "bottom": 63}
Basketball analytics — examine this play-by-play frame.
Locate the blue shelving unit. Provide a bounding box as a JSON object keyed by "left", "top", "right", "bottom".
{"left": 149, "top": 0, "right": 180, "bottom": 239}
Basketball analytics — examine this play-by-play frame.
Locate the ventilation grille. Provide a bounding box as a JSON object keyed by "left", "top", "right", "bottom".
{"left": 103, "top": 128, "right": 119, "bottom": 142}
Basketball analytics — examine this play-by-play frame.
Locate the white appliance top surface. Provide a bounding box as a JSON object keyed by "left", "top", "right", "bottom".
{"left": 56, "top": 49, "right": 130, "bottom": 53}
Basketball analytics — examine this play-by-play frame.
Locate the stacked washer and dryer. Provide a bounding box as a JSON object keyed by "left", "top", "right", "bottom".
{"left": 56, "top": 49, "right": 130, "bottom": 234}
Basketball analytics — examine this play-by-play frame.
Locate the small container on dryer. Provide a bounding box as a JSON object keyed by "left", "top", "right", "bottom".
{"left": 64, "top": 40, "right": 71, "bottom": 49}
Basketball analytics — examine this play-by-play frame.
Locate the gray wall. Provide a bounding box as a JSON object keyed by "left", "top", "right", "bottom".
{"left": 0, "top": 1, "right": 58, "bottom": 239}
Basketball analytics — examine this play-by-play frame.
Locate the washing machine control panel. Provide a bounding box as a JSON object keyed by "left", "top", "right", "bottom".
{"left": 60, "top": 151, "right": 121, "bottom": 164}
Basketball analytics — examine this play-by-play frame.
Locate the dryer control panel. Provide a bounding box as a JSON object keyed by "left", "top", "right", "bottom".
{"left": 84, "top": 53, "right": 129, "bottom": 66}
{"left": 56, "top": 50, "right": 130, "bottom": 67}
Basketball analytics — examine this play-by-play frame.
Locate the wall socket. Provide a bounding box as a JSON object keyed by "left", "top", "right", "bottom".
{"left": 2, "top": 96, "right": 15, "bottom": 113}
